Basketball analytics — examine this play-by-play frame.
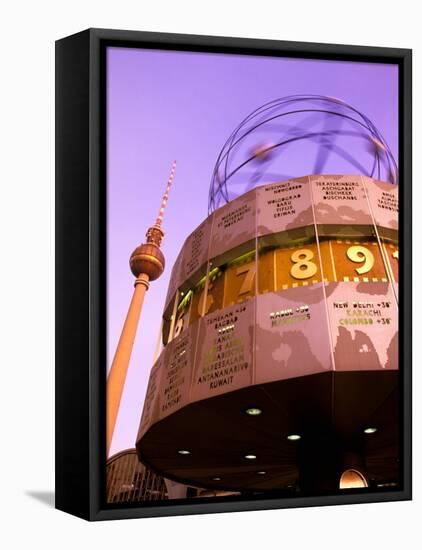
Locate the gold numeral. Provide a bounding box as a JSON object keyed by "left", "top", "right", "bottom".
{"left": 236, "top": 264, "right": 256, "bottom": 295}
{"left": 173, "top": 316, "right": 185, "bottom": 338}
{"left": 290, "top": 249, "right": 318, "bottom": 280}
{"left": 392, "top": 250, "right": 399, "bottom": 260}
{"left": 346, "top": 245, "right": 374, "bottom": 275}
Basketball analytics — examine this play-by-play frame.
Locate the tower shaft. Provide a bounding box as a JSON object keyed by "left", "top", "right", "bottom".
{"left": 107, "top": 274, "right": 149, "bottom": 456}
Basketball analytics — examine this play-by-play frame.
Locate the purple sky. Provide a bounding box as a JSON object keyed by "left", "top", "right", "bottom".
{"left": 107, "top": 46, "right": 398, "bottom": 456}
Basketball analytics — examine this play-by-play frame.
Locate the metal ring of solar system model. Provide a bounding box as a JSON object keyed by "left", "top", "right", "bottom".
{"left": 136, "top": 172, "right": 399, "bottom": 493}
{"left": 208, "top": 95, "right": 398, "bottom": 214}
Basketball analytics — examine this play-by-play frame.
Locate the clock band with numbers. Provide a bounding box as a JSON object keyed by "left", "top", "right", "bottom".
{"left": 137, "top": 175, "right": 399, "bottom": 492}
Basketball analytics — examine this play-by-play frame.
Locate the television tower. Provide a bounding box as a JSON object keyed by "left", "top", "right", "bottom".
{"left": 106, "top": 161, "right": 177, "bottom": 456}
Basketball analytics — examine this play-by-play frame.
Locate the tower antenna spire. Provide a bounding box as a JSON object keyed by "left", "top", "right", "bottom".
{"left": 156, "top": 160, "right": 177, "bottom": 227}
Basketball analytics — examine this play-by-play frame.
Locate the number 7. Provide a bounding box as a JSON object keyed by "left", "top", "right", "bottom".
{"left": 236, "top": 263, "right": 256, "bottom": 295}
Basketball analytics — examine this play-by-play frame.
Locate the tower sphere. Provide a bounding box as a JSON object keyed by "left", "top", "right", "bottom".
{"left": 129, "top": 243, "right": 165, "bottom": 280}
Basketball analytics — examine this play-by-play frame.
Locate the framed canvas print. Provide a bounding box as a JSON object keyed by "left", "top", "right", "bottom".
{"left": 55, "top": 28, "right": 412, "bottom": 521}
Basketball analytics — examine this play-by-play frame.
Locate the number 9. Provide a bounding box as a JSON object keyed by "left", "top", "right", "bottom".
{"left": 346, "top": 245, "right": 374, "bottom": 275}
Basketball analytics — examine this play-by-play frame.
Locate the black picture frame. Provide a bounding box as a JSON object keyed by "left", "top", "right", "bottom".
{"left": 55, "top": 28, "right": 412, "bottom": 521}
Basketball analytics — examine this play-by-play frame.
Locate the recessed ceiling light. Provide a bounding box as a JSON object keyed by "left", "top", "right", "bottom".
{"left": 212, "top": 477, "right": 221, "bottom": 481}
{"left": 363, "top": 427, "right": 377, "bottom": 434}
{"left": 256, "top": 471, "right": 267, "bottom": 475}
{"left": 244, "top": 454, "right": 257, "bottom": 460}
{"left": 177, "top": 449, "right": 191, "bottom": 455}
{"left": 245, "top": 407, "right": 262, "bottom": 416}
{"left": 287, "top": 434, "right": 301, "bottom": 441}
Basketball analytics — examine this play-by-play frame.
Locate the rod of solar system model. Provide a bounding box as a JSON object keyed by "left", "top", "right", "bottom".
{"left": 106, "top": 161, "right": 176, "bottom": 457}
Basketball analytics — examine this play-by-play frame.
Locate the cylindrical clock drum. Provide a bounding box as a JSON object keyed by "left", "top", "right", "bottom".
{"left": 136, "top": 174, "right": 399, "bottom": 493}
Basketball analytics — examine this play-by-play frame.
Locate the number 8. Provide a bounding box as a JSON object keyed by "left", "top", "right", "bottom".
{"left": 290, "top": 249, "right": 318, "bottom": 280}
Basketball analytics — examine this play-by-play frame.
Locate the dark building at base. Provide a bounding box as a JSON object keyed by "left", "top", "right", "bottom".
{"left": 106, "top": 449, "right": 168, "bottom": 503}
